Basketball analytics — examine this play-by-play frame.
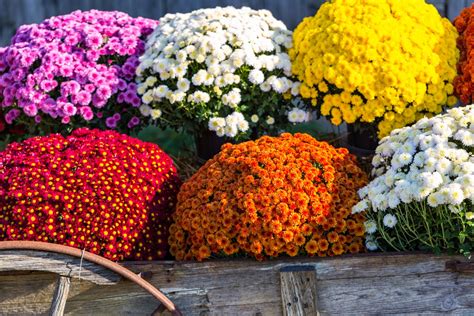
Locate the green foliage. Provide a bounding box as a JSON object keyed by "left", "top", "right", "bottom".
{"left": 137, "top": 126, "right": 194, "bottom": 157}
{"left": 137, "top": 122, "right": 332, "bottom": 157}
{"left": 370, "top": 201, "right": 474, "bottom": 257}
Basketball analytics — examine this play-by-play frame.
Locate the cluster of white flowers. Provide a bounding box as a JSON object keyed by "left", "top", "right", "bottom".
{"left": 222, "top": 88, "right": 241, "bottom": 108}
{"left": 353, "top": 105, "right": 474, "bottom": 249}
{"left": 139, "top": 104, "right": 162, "bottom": 120}
{"left": 288, "top": 107, "right": 311, "bottom": 123}
{"left": 135, "top": 6, "right": 308, "bottom": 138}
{"left": 208, "top": 112, "right": 249, "bottom": 137}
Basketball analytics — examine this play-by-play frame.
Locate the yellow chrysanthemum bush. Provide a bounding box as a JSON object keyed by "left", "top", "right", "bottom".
{"left": 290, "top": 0, "right": 459, "bottom": 141}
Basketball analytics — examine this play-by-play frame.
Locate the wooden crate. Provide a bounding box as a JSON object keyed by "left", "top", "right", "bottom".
{"left": 1, "top": 251, "right": 474, "bottom": 315}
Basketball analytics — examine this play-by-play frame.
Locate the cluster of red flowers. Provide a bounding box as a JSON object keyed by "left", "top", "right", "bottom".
{"left": 454, "top": 5, "right": 474, "bottom": 104}
{"left": 0, "top": 128, "right": 180, "bottom": 261}
{"left": 169, "top": 133, "right": 368, "bottom": 261}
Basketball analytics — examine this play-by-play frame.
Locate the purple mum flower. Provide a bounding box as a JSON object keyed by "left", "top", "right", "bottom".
{"left": 41, "top": 98, "right": 56, "bottom": 111}
{"left": 105, "top": 116, "right": 117, "bottom": 129}
{"left": 62, "top": 103, "right": 77, "bottom": 116}
{"left": 61, "top": 116, "right": 71, "bottom": 124}
{"left": 72, "top": 91, "right": 91, "bottom": 106}
{"left": 0, "top": 10, "right": 158, "bottom": 132}
{"left": 127, "top": 116, "right": 140, "bottom": 128}
{"left": 117, "top": 79, "right": 127, "bottom": 91}
{"left": 79, "top": 106, "right": 94, "bottom": 121}
{"left": 86, "top": 33, "right": 103, "bottom": 49}
{"left": 24, "top": 104, "right": 38, "bottom": 117}
{"left": 112, "top": 113, "right": 121, "bottom": 121}
{"left": 123, "top": 90, "right": 135, "bottom": 104}
{"left": 131, "top": 96, "right": 141, "bottom": 107}
{"left": 117, "top": 93, "right": 125, "bottom": 103}
{"left": 96, "top": 85, "right": 112, "bottom": 99}
{"left": 5, "top": 109, "right": 21, "bottom": 124}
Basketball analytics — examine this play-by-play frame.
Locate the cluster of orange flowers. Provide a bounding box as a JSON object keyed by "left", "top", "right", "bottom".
{"left": 454, "top": 5, "right": 474, "bottom": 104}
{"left": 169, "top": 133, "right": 368, "bottom": 261}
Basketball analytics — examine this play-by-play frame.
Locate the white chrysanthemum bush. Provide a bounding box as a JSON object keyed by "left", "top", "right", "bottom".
{"left": 135, "top": 6, "right": 308, "bottom": 140}
{"left": 353, "top": 106, "right": 474, "bottom": 255}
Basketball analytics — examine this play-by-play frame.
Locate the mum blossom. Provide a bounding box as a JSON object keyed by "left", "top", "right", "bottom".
{"left": 290, "top": 0, "right": 458, "bottom": 138}
{"left": 0, "top": 10, "right": 157, "bottom": 134}
{"left": 170, "top": 133, "right": 368, "bottom": 261}
{"left": 354, "top": 105, "right": 474, "bottom": 254}
{"left": 354, "top": 105, "right": 474, "bottom": 214}
{"left": 454, "top": 5, "right": 474, "bottom": 104}
{"left": 0, "top": 128, "right": 180, "bottom": 261}
{"left": 136, "top": 6, "right": 307, "bottom": 139}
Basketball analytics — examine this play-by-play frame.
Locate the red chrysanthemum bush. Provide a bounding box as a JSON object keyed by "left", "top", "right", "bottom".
{"left": 0, "top": 128, "right": 180, "bottom": 261}
{"left": 454, "top": 5, "right": 474, "bottom": 104}
{"left": 169, "top": 133, "right": 368, "bottom": 261}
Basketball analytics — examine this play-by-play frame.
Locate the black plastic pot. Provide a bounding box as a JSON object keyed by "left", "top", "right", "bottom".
{"left": 195, "top": 128, "right": 261, "bottom": 161}
{"left": 346, "top": 124, "right": 378, "bottom": 157}
{"left": 195, "top": 130, "right": 229, "bottom": 161}
{"left": 344, "top": 141, "right": 376, "bottom": 158}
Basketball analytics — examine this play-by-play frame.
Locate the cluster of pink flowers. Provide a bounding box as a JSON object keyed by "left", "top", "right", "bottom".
{"left": 0, "top": 10, "right": 157, "bottom": 134}
{"left": 0, "top": 128, "right": 180, "bottom": 261}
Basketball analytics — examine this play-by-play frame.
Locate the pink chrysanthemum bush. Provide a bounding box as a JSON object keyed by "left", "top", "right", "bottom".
{"left": 0, "top": 128, "right": 180, "bottom": 261}
{"left": 0, "top": 10, "right": 157, "bottom": 136}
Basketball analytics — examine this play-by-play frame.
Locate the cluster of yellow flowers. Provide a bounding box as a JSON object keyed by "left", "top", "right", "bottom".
{"left": 290, "top": 0, "right": 459, "bottom": 138}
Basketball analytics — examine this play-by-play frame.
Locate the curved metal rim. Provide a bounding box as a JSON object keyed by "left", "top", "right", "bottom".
{"left": 0, "top": 240, "right": 181, "bottom": 316}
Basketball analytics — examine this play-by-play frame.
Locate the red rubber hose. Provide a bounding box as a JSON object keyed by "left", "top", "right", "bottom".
{"left": 0, "top": 241, "right": 182, "bottom": 316}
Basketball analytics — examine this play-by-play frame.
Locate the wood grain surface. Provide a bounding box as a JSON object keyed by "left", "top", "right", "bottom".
{"left": 0, "top": 0, "right": 458, "bottom": 46}
{"left": 1, "top": 252, "right": 474, "bottom": 315}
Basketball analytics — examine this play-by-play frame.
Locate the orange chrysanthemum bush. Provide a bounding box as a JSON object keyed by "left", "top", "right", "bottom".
{"left": 0, "top": 128, "right": 180, "bottom": 261}
{"left": 454, "top": 5, "right": 474, "bottom": 104}
{"left": 169, "top": 133, "right": 368, "bottom": 261}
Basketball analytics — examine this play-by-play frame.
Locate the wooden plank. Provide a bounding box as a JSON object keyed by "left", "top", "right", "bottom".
{"left": 0, "top": 272, "right": 60, "bottom": 315}
{"left": 1, "top": 253, "right": 474, "bottom": 315}
{"left": 72, "top": 254, "right": 474, "bottom": 315}
{"left": 0, "top": 0, "right": 328, "bottom": 46}
{"left": 280, "top": 266, "right": 319, "bottom": 316}
{"left": 316, "top": 272, "right": 474, "bottom": 314}
{"left": 0, "top": 0, "right": 463, "bottom": 46}
{"left": 49, "top": 276, "right": 71, "bottom": 316}
{"left": 165, "top": 0, "right": 205, "bottom": 14}
{"left": 427, "top": 0, "right": 447, "bottom": 17}
{"left": 0, "top": 250, "right": 121, "bottom": 285}
{"left": 447, "top": 0, "right": 468, "bottom": 20}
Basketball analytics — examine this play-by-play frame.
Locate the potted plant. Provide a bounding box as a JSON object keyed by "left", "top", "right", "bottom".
{"left": 290, "top": 0, "right": 459, "bottom": 153}
{"left": 135, "top": 7, "right": 309, "bottom": 160}
{"left": 169, "top": 133, "right": 368, "bottom": 260}
{"left": 0, "top": 128, "right": 180, "bottom": 260}
{"left": 0, "top": 10, "right": 157, "bottom": 137}
{"left": 354, "top": 105, "right": 474, "bottom": 255}
{"left": 454, "top": 4, "right": 474, "bottom": 106}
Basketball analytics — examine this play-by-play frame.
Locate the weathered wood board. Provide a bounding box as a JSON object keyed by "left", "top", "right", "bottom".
{"left": 280, "top": 266, "right": 319, "bottom": 316}
{"left": 0, "top": 250, "right": 120, "bottom": 285}
{"left": 0, "top": 0, "right": 462, "bottom": 46}
{"left": 447, "top": 0, "right": 474, "bottom": 20}
{"left": 0, "top": 252, "right": 474, "bottom": 315}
